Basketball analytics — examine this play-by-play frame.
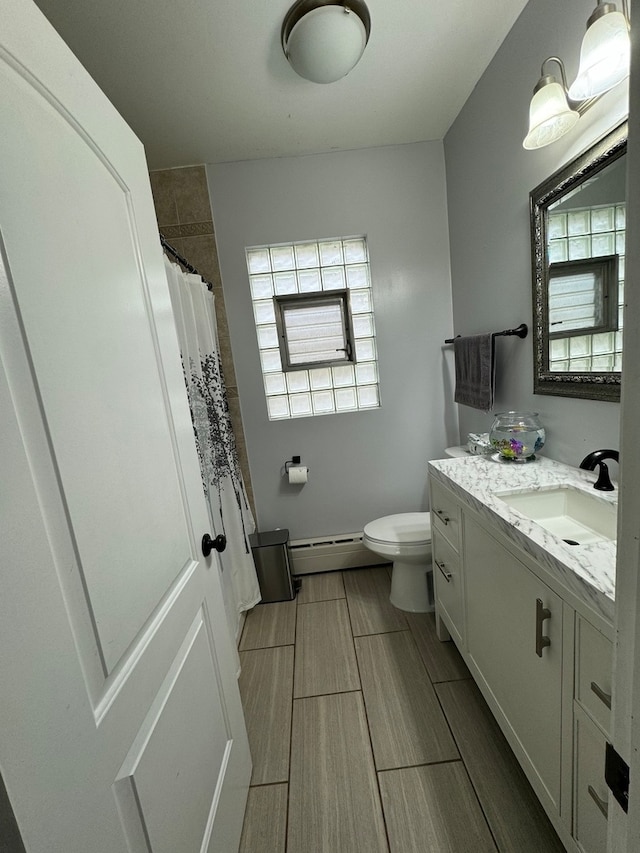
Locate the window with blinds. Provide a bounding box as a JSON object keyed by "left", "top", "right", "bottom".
{"left": 274, "top": 292, "right": 354, "bottom": 371}
{"left": 246, "top": 236, "right": 379, "bottom": 420}
{"left": 548, "top": 255, "right": 619, "bottom": 339}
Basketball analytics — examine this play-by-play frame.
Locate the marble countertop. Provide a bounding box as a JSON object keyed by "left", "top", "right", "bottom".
{"left": 427, "top": 454, "right": 617, "bottom": 624}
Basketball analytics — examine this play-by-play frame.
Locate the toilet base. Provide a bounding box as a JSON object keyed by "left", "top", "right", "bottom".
{"left": 389, "top": 559, "right": 434, "bottom": 613}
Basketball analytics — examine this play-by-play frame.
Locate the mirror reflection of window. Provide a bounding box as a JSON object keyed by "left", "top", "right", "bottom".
{"left": 548, "top": 255, "right": 619, "bottom": 337}
{"left": 546, "top": 158, "right": 625, "bottom": 375}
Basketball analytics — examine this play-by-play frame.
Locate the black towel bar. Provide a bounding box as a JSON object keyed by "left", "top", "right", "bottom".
{"left": 444, "top": 323, "right": 527, "bottom": 344}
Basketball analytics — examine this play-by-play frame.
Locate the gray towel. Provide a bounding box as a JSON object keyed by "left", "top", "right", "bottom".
{"left": 453, "top": 333, "right": 495, "bottom": 411}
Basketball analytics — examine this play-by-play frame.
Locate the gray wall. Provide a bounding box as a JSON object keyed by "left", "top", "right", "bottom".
{"left": 444, "top": 0, "right": 628, "bottom": 467}
{"left": 208, "top": 143, "right": 457, "bottom": 539}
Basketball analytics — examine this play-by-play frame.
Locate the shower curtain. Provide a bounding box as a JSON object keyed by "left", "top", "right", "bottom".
{"left": 164, "top": 258, "right": 260, "bottom": 623}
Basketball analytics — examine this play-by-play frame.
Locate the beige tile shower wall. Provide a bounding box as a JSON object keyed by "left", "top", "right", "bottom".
{"left": 149, "top": 165, "right": 255, "bottom": 516}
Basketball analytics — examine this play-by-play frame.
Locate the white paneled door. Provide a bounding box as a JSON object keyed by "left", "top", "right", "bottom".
{"left": 0, "top": 2, "right": 250, "bottom": 851}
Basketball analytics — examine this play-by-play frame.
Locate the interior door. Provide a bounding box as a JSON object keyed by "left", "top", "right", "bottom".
{"left": 0, "top": 3, "right": 250, "bottom": 851}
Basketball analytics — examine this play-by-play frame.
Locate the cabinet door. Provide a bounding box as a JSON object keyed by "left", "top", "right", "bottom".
{"left": 465, "top": 516, "right": 563, "bottom": 810}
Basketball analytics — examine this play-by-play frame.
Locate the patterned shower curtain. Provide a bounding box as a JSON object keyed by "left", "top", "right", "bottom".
{"left": 164, "top": 258, "right": 260, "bottom": 620}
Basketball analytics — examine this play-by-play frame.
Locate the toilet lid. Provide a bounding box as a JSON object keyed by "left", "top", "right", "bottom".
{"left": 363, "top": 512, "right": 431, "bottom": 546}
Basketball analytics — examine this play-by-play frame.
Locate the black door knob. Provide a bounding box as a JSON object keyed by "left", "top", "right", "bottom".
{"left": 202, "top": 533, "right": 227, "bottom": 556}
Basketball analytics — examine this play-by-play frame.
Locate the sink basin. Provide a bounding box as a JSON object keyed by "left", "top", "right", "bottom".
{"left": 497, "top": 486, "right": 617, "bottom": 544}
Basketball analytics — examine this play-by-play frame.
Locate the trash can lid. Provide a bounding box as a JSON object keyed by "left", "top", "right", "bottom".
{"left": 249, "top": 529, "right": 290, "bottom": 549}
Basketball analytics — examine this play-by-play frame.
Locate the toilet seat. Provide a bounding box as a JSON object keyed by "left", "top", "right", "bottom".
{"left": 363, "top": 512, "right": 431, "bottom": 546}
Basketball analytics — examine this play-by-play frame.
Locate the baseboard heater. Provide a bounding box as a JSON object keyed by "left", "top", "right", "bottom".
{"left": 288, "top": 532, "right": 388, "bottom": 575}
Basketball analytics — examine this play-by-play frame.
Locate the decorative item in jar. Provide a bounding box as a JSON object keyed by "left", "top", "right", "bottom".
{"left": 489, "top": 411, "right": 545, "bottom": 462}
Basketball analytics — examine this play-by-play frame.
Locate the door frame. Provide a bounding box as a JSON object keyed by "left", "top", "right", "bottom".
{"left": 609, "top": 4, "right": 640, "bottom": 849}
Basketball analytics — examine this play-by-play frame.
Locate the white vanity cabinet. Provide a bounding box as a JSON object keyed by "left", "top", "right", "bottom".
{"left": 429, "top": 469, "right": 614, "bottom": 853}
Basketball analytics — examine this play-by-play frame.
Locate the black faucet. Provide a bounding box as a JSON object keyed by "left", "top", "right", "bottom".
{"left": 579, "top": 449, "right": 619, "bottom": 491}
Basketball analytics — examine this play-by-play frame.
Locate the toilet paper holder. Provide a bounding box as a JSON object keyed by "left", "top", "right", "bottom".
{"left": 284, "top": 455, "right": 310, "bottom": 475}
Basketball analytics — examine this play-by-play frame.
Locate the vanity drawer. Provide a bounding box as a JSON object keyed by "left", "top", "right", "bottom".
{"left": 430, "top": 480, "right": 461, "bottom": 553}
{"left": 575, "top": 616, "right": 613, "bottom": 735}
{"left": 574, "top": 705, "right": 609, "bottom": 853}
{"left": 433, "top": 527, "right": 464, "bottom": 645}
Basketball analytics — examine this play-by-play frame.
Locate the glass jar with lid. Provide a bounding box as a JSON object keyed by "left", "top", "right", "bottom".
{"left": 489, "top": 411, "right": 545, "bottom": 461}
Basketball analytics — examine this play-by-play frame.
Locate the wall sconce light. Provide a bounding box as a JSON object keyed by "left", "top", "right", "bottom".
{"left": 281, "top": 0, "right": 371, "bottom": 84}
{"left": 523, "top": 0, "right": 630, "bottom": 150}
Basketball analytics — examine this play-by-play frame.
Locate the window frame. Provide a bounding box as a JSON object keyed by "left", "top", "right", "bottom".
{"left": 273, "top": 290, "right": 356, "bottom": 372}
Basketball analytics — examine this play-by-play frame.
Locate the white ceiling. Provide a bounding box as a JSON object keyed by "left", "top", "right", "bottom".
{"left": 33, "top": 0, "right": 529, "bottom": 169}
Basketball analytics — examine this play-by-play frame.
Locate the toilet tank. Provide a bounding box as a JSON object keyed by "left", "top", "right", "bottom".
{"left": 444, "top": 445, "right": 469, "bottom": 458}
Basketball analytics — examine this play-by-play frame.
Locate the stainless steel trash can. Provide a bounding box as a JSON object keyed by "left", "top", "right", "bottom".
{"left": 249, "top": 529, "right": 296, "bottom": 603}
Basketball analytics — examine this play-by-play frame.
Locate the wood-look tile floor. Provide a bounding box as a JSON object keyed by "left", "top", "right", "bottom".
{"left": 238, "top": 566, "right": 565, "bottom": 853}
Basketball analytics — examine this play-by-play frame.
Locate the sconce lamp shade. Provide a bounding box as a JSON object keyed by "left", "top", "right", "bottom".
{"left": 282, "top": 0, "right": 371, "bottom": 84}
{"left": 523, "top": 2, "right": 629, "bottom": 151}
{"left": 523, "top": 76, "right": 580, "bottom": 150}
{"left": 568, "top": 5, "right": 630, "bottom": 100}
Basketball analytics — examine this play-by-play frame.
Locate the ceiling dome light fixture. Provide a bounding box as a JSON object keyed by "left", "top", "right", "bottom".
{"left": 523, "top": 0, "right": 629, "bottom": 150}
{"left": 281, "top": 0, "right": 371, "bottom": 84}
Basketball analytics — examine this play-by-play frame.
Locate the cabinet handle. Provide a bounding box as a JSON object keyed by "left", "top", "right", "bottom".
{"left": 435, "top": 559, "right": 452, "bottom": 582}
{"left": 588, "top": 785, "right": 609, "bottom": 820}
{"left": 590, "top": 681, "right": 612, "bottom": 710}
{"left": 535, "top": 598, "right": 551, "bottom": 657}
{"left": 435, "top": 508, "right": 450, "bottom": 525}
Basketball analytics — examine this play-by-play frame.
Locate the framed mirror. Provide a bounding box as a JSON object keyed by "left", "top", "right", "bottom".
{"left": 530, "top": 121, "right": 627, "bottom": 401}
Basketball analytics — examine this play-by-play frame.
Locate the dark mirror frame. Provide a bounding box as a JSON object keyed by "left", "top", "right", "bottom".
{"left": 530, "top": 121, "right": 627, "bottom": 402}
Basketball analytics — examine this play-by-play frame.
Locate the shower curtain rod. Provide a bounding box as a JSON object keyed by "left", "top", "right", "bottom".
{"left": 160, "top": 233, "right": 214, "bottom": 291}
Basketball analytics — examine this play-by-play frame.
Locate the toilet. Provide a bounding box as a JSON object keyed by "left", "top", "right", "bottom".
{"left": 363, "top": 512, "right": 433, "bottom": 612}
{"left": 363, "top": 446, "right": 467, "bottom": 612}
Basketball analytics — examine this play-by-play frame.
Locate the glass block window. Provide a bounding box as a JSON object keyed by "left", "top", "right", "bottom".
{"left": 246, "top": 237, "right": 380, "bottom": 420}
{"left": 547, "top": 203, "right": 625, "bottom": 372}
